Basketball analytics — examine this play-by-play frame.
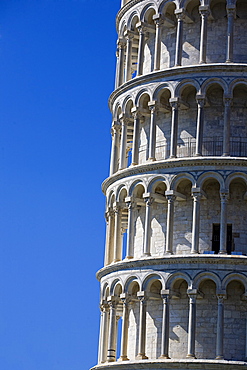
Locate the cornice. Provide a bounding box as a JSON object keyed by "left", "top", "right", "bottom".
{"left": 116, "top": 0, "right": 146, "bottom": 29}
{"left": 101, "top": 157, "right": 247, "bottom": 194}
{"left": 108, "top": 64, "right": 247, "bottom": 110}
{"left": 96, "top": 255, "right": 247, "bottom": 280}
{"left": 91, "top": 358, "right": 247, "bottom": 370}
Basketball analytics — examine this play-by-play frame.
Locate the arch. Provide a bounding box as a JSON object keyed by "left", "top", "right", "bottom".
{"left": 116, "top": 184, "right": 128, "bottom": 202}
{"left": 107, "top": 190, "right": 115, "bottom": 207}
{"left": 135, "top": 89, "right": 152, "bottom": 107}
{"left": 127, "top": 11, "right": 140, "bottom": 30}
{"left": 112, "top": 102, "right": 121, "bottom": 120}
{"left": 228, "top": 78, "right": 247, "bottom": 95}
{"left": 153, "top": 83, "right": 174, "bottom": 101}
{"left": 119, "top": 20, "right": 127, "bottom": 37}
{"left": 158, "top": 0, "right": 179, "bottom": 13}
{"left": 140, "top": 3, "right": 157, "bottom": 22}
{"left": 222, "top": 272, "right": 247, "bottom": 291}
{"left": 175, "top": 79, "right": 200, "bottom": 97}
{"left": 142, "top": 272, "right": 165, "bottom": 291}
{"left": 165, "top": 271, "right": 192, "bottom": 290}
{"left": 201, "top": 78, "right": 228, "bottom": 95}
{"left": 101, "top": 283, "right": 110, "bottom": 300}
{"left": 192, "top": 271, "right": 222, "bottom": 292}
{"left": 197, "top": 171, "right": 225, "bottom": 190}
{"left": 124, "top": 275, "right": 141, "bottom": 294}
{"left": 129, "top": 179, "right": 147, "bottom": 196}
{"left": 110, "top": 278, "right": 124, "bottom": 296}
{"left": 170, "top": 172, "right": 196, "bottom": 190}
{"left": 147, "top": 175, "right": 169, "bottom": 193}
{"left": 122, "top": 95, "right": 135, "bottom": 114}
{"left": 225, "top": 172, "right": 247, "bottom": 190}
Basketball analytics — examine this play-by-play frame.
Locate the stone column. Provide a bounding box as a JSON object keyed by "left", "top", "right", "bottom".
{"left": 219, "top": 192, "right": 229, "bottom": 254}
{"left": 165, "top": 191, "right": 176, "bottom": 254}
{"left": 153, "top": 15, "right": 163, "bottom": 71}
{"left": 104, "top": 208, "right": 115, "bottom": 265}
{"left": 199, "top": 6, "right": 209, "bottom": 64}
{"left": 113, "top": 204, "right": 122, "bottom": 262}
{"left": 136, "top": 22, "right": 147, "bottom": 76}
{"left": 191, "top": 189, "right": 202, "bottom": 254}
{"left": 195, "top": 95, "right": 205, "bottom": 156}
{"left": 125, "top": 198, "right": 135, "bottom": 259}
{"left": 110, "top": 122, "right": 121, "bottom": 175}
{"left": 119, "top": 114, "right": 128, "bottom": 170}
{"left": 216, "top": 294, "right": 226, "bottom": 359}
{"left": 117, "top": 39, "right": 126, "bottom": 87}
{"left": 99, "top": 303, "right": 109, "bottom": 363}
{"left": 131, "top": 107, "right": 141, "bottom": 166}
{"left": 222, "top": 96, "right": 232, "bottom": 156}
{"left": 107, "top": 298, "right": 118, "bottom": 362}
{"left": 124, "top": 31, "right": 134, "bottom": 82}
{"left": 169, "top": 98, "right": 179, "bottom": 158}
{"left": 136, "top": 292, "right": 148, "bottom": 360}
{"left": 119, "top": 294, "right": 130, "bottom": 361}
{"left": 226, "top": 5, "right": 235, "bottom": 63}
{"left": 174, "top": 9, "right": 185, "bottom": 67}
{"left": 143, "top": 196, "right": 154, "bottom": 256}
{"left": 148, "top": 101, "right": 158, "bottom": 161}
{"left": 187, "top": 290, "right": 197, "bottom": 358}
{"left": 159, "top": 291, "right": 170, "bottom": 359}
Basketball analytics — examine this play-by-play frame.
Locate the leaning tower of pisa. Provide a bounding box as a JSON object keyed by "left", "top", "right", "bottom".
{"left": 91, "top": 0, "right": 247, "bottom": 369}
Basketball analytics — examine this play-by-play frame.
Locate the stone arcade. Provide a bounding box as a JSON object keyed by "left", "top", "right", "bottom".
{"left": 90, "top": 0, "right": 247, "bottom": 369}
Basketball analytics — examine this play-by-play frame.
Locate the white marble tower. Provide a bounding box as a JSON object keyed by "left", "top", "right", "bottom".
{"left": 91, "top": 0, "right": 247, "bottom": 369}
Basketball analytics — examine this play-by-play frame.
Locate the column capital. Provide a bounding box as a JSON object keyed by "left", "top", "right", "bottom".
{"left": 220, "top": 191, "right": 229, "bottom": 201}
{"left": 117, "top": 38, "right": 126, "bottom": 49}
{"left": 123, "top": 29, "right": 135, "bottom": 40}
{"left": 143, "top": 193, "right": 154, "bottom": 206}
{"left": 223, "top": 95, "right": 233, "bottom": 106}
{"left": 111, "top": 122, "right": 121, "bottom": 133}
{"left": 100, "top": 301, "right": 109, "bottom": 312}
{"left": 119, "top": 113, "right": 131, "bottom": 125}
{"left": 196, "top": 94, "right": 206, "bottom": 106}
{"left": 175, "top": 8, "right": 185, "bottom": 20}
{"left": 169, "top": 97, "right": 179, "bottom": 109}
{"left": 226, "top": 4, "right": 236, "bottom": 15}
{"left": 113, "top": 202, "right": 122, "bottom": 213}
{"left": 131, "top": 107, "right": 142, "bottom": 120}
{"left": 136, "top": 21, "right": 147, "bottom": 34}
{"left": 217, "top": 294, "right": 227, "bottom": 302}
{"left": 153, "top": 13, "right": 163, "bottom": 26}
{"left": 187, "top": 289, "right": 198, "bottom": 302}
{"left": 107, "top": 296, "right": 118, "bottom": 307}
{"left": 137, "top": 291, "right": 147, "bottom": 302}
{"left": 165, "top": 190, "right": 177, "bottom": 202}
{"left": 191, "top": 188, "right": 203, "bottom": 200}
{"left": 148, "top": 100, "right": 159, "bottom": 112}
{"left": 120, "top": 293, "right": 130, "bottom": 304}
{"left": 161, "top": 289, "right": 170, "bottom": 300}
{"left": 199, "top": 5, "right": 209, "bottom": 16}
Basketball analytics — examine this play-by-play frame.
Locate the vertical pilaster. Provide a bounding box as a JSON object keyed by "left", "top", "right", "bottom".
{"left": 222, "top": 96, "right": 232, "bottom": 156}
{"left": 219, "top": 192, "right": 229, "bottom": 254}
{"left": 119, "top": 294, "right": 130, "bottom": 361}
{"left": 136, "top": 22, "right": 147, "bottom": 76}
{"left": 107, "top": 298, "right": 118, "bottom": 362}
{"left": 124, "top": 30, "right": 134, "bottom": 82}
{"left": 117, "top": 39, "right": 126, "bottom": 87}
{"left": 131, "top": 107, "right": 141, "bottom": 166}
{"left": 216, "top": 294, "right": 226, "bottom": 359}
{"left": 174, "top": 9, "right": 185, "bottom": 67}
{"left": 187, "top": 290, "right": 197, "bottom": 359}
{"left": 143, "top": 196, "right": 154, "bottom": 256}
{"left": 195, "top": 95, "right": 205, "bottom": 156}
{"left": 125, "top": 197, "right": 135, "bottom": 259}
{"left": 113, "top": 204, "right": 122, "bottom": 262}
{"left": 159, "top": 291, "right": 170, "bottom": 359}
{"left": 199, "top": 6, "right": 209, "bottom": 64}
{"left": 110, "top": 122, "right": 121, "bottom": 175}
{"left": 136, "top": 292, "right": 148, "bottom": 360}
{"left": 165, "top": 191, "right": 176, "bottom": 254}
{"left": 104, "top": 208, "right": 115, "bottom": 265}
{"left": 191, "top": 188, "right": 202, "bottom": 254}
{"left": 153, "top": 15, "right": 163, "bottom": 71}
{"left": 226, "top": 5, "right": 235, "bottom": 63}
{"left": 148, "top": 101, "right": 158, "bottom": 161}
{"left": 119, "top": 114, "right": 128, "bottom": 170}
{"left": 169, "top": 98, "right": 179, "bottom": 158}
{"left": 99, "top": 303, "right": 110, "bottom": 363}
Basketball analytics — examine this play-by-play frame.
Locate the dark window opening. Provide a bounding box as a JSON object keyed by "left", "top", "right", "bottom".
{"left": 212, "top": 224, "right": 232, "bottom": 254}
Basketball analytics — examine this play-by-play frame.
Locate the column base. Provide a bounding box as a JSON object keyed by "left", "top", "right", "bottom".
{"left": 107, "top": 358, "right": 116, "bottom": 363}
{"left": 125, "top": 256, "right": 133, "bottom": 260}
{"left": 113, "top": 259, "right": 121, "bottom": 263}
{"left": 164, "top": 251, "right": 173, "bottom": 255}
{"left": 190, "top": 250, "right": 199, "bottom": 254}
{"left": 130, "top": 162, "right": 138, "bottom": 166}
{"left": 142, "top": 253, "right": 151, "bottom": 257}
{"left": 169, "top": 155, "right": 177, "bottom": 159}
{"left": 119, "top": 356, "right": 129, "bottom": 361}
{"left": 148, "top": 157, "right": 156, "bottom": 162}
{"left": 159, "top": 355, "right": 170, "bottom": 359}
{"left": 219, "top": 251, "right": 227, "bottom": 255}
{"left": 186, "top": 354, "right": 196, "bottom": 359}
{"left": 136, "top": 354, "right": 148, "bottom": 360}
{"left": 216, "top": 356, "right": 224, "bottom": 360}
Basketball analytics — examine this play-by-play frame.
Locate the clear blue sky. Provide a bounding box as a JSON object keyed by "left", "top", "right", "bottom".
{"left": 0, "top": 1, "right": 120, "bottom": 369}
